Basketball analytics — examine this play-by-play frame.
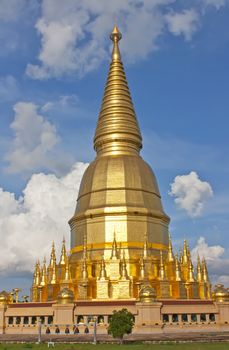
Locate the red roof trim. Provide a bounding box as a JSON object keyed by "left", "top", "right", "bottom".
{"left": 9, "top": 302, "right": 53, "bottom": 308}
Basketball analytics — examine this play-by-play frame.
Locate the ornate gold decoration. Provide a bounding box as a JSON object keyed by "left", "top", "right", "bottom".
{"left": 31, "top": 26, "right": 212, "bottom": 303}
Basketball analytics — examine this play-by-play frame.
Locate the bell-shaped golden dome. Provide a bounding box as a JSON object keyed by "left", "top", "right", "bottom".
{"left": 139, "top": 285, "right": 157, "bottom": 303}
{"left": 0, "top": 291, "right": 10, "bottom": 305}
{"left": 69, "top": 25, "right": 169, "bottom": 278}
{"left": 57, "top": 288, "right": 74, "bottom": 304}
{"left": 213, "top": 284, "right": 229, "bottom": 303}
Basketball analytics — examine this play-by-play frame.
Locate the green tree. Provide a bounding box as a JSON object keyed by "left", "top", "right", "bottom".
{"left": 108, "top": 308, "right": 135, "bottom": 344}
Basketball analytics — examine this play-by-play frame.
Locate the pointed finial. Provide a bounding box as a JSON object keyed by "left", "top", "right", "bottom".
{"left": 175, "top": 254, "right": 182, "bottom": 281}
{"left": 111, "top": 230, "right": 118, "bottom": 259}
{"left": 50, "top": 241, "right": 56, "bottom": 267}
{"left": 196, "top": 254, "right": 202, "bottom": 282}
{"left": 82, "top": 259, "right": 88, "bottom": 280}
{"left": 187, "top": 260, "right": 195, "bottom": 282}
{"left": 60, "top": 237, "right": 67, "bottom": 265}
{"left": 83, "top": 232, "right": 87, "bottom": 260}
{"left": 159, "top": 251, "right": 166, "bottom": 281}
{"left": 110, "top": 25, "right": 122, "bottom": 43}
{"left": 110, "top": 25, "right": 122, "bottom": 62}
{"left": 167, "top": 232, "right": 174, "bottom": 262}
{"left": 139, "top": 256, "right": 146, "bottom": 280}
{"left": 202, "top": 257, "right": 209, "bottom": 283}
{"left": 64, "top": 255, "right": 70, "bottom": 281}
{"left": 183, "top": 239, "right": 189, "bottom": 264}
{"left": 40, "top": 257, "right": 47, "bottom": 286}
{"left": 120, "top": 252, "right": 128, "bottom": 280}
{"left": 99, "top": 257, "right": 107, "bottom": 280}
{"left": 143, "top": 233, "right": 148, "bottom": 259}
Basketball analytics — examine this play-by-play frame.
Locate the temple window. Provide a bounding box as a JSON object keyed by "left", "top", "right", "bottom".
{"left": 162, "top": 314, "right": 169, "bottom": 323}
{"left": 209, "top": 313, "right": 215, "bottom": 322}
{"left": 16, "top": 316, "right": 21, "bottom": 325}
{"left": 172, "top": 314, "right": 178, "bottom": 323}
{"left": 32, "top": 316, "right": 37, "bottom": 325}
{"left": 48, "top": 316, "right": 53, "bottom": 325}
{"left": 40, "top": 316, "right": 45, "bottom": 324}
{"left": 23, "top": 316, "right": 29, "bottom": 325}
{"left": 8, "top": 317, "right": 13, "bottom": 325}
{"left": 191, "top": 314, "right": 197, "bottom": 322}
{"left": 182, "top": 314, "right": 188, "bottom": 322}
{"left": 98, "top": 315, "right": 104, "bottom": 324}
{"left": 200, "top": 314, "right": 206, "bottom": 322}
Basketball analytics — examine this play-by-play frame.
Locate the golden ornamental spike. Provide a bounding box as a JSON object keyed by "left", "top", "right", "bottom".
{"left": 143, "top": 233, "right": 148, "bottom": 259}
{"left": 40, "top": 257, "right": 47, "bottom": 286}
{"left": 99, "top": 257, "right": 107, "bottom": 280}
{"left": 110, "top": 230, "right": 118, "bottom": 260}
{"left": 82, "top": 259, "right": 88, "bottom": 280}
{"left": 202, "top": 257, "right": 209, "bottom": 283}
{"left": 120, "top": 253, "right": 128, "bottom": 280}
{"left": 50, "top": 264, "right": 57, "bottom": 285}
{"left": 175, "top": 254, "right": 182, "bottom": 281}
{"left": 64, "top": 255, "right": 70, "bottom": 281}
{"left": 187, "top": 260, "right": 195, "bottom": 282}
{"left": 167, "top": 232, "right": 174, "bottom": 262}
{"left": 93, "top": 26, "right": 142, "bottom": 156}
{"left": 139, "top": 257, "right": 146, "bottom": 280}
{"left": 196, "top": 255, "right": 202, "bottom": 282}
{"left": 159, "top": 251, "right": 166, "bottom": 281}
{"left": 60, "top": 238, "right": 67, "bottom": 265}
{"left": 49, "top": 241, "right": 56, "bottom": 268}
{"left": 183, "top": 239, "right": 189, "bottom": 264}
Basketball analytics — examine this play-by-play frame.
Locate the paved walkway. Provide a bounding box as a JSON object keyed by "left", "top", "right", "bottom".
{"left": 0, "top": 332, "right": 229, "bottom": 343}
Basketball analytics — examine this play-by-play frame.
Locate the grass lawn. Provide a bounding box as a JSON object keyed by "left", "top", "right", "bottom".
{"left": 0, "top": 343, "right": 228, "bottom": 350}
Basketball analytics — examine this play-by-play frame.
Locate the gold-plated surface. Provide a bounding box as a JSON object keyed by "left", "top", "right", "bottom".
{"left": 213, "top": 284, "right": 229, "bottom": 303}
{"left": 57, "top": 288, "right": 74, "bottom": 304}
{"left": 30, "top": 26, "right": 212, "bottom": 303}
{"left": 139, "top": 285, "right": 156, "bottom": 303}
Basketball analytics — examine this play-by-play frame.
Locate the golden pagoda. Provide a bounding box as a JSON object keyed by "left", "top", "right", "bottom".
{"left": 31, "top": 26, "right": 211, "bottom": 302}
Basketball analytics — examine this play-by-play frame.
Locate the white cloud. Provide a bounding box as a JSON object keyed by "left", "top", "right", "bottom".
{"left": 191, "top": 236, "right": 224, "bottom": 261}
{"left": 202, "top": 0, "right": 227, "bottom": 9}
{"left": 169, "top": 171, "right": 213, "bottom": 217}
{"left": 191, "top": 236, "right": 229, "bottom": 286}
{"left": 0, "top": 162, "right": 88, "bottom": 276}
{"left": 5, "top": 102, "right": 73, "bottom": 175}
{"left": 165, "top": 9, "right": 199, "bottom": 41}
{"left": 26, "top": 0, "right": 210, "bottom": 79}
{"left": 0, "top": 75, "right": 19, "bottom": 102}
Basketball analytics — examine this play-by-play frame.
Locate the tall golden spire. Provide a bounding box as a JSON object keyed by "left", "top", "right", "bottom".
{"left": 202, "top": 257, "right": 209, "bottom": 283}
{"left": 159, "top": 251, "right": 166, "bottom": 281}
{"left": 175, "top": 254, "right": 182, "bottom": 281}
{"left": 167, "top": 232, "right": 174, "bottom": 262}
{"left": 99, "top": 257, "right": 107, "bottom": 280}
{"left": 94, "top": 25, "right": 142, "bottom": 156}
{"left": 183, "top": 240, "right": 189, "bottom": 264}
{"left": 64, "top": 255, "right": 70, "bottom": 281}
{"left": 49, "top": 242, "right": 56, "bottom": 268}
{"left": 35, "top": 261, "right": 41, "bottom": 286}
{"left": 59, "top": 237, "right": 67, "bottom": 265}
{"left": 196, "top": 255, "right": 202, "bottom": 282}
{"left": 143, "top": 233, "right": 148, "bottom": 259}
{"left": 187, "top": 260, "right": 195, "bottom": 282}
{"left": 139, "top": 257, "right": 146, "bottom": 280}
{"left": 120, "top": 250, "right": 128, "bottom": 280}
{"left": 111, "top": 231, "right": 118, "bottom": 259}
{"left": 40, "top": 257, "right": 47, "bottom": 286}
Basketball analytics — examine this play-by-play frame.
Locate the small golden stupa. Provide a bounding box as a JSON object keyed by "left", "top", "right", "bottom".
{"left": 31, "top": 26, "right": 211, "bottom": 302}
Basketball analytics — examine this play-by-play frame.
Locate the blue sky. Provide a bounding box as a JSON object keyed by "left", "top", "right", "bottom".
{"left": 0, "top": 0, "right": 229, "bottom": 294}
